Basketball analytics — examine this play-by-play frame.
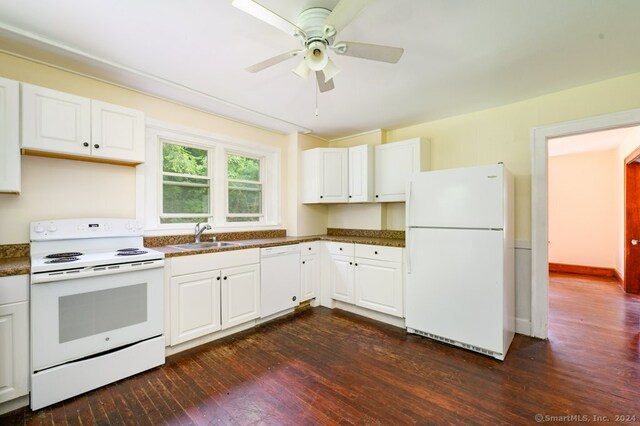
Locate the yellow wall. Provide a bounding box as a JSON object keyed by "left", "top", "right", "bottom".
{"left": 386, "top": 71, "right": 640, "bottom": 240}
{"left": 548, "top": 149, "right": 618, "bottom": 268}
{"left": 0, "top": 52, "right": 290, "bottom": 244}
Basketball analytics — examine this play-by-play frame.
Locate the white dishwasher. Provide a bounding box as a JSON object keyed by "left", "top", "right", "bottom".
{"left": 260, "top": 244, "right": 301, "bottom": 318}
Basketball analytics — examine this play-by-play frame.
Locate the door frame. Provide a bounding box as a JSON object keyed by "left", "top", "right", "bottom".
{"left": 531, "top": 109, "right": 640, "bottom": 339}
{"left": 624, "top": 146, "right": 640, "bottom": 293}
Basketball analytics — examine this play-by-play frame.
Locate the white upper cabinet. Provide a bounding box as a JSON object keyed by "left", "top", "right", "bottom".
{"left": 375, "top": 138, "right": 430, "bottom": 202}
{"left": 348, "top": 144, "right": 374, "bottom": 203}
{"left": 302, "top": 147, "right": 349, "bottom": 203}
{"left": 0, "top": 77, "right": 20, "bottom": 193}
{"left": 21, "top": 83, "right": 145, "bottom": 165}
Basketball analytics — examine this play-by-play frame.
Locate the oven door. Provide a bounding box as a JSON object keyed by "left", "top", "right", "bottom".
{"left": 31, "top": 267, "right": 164, "bottom": 372}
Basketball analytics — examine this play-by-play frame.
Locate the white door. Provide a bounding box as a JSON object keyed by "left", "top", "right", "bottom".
{"left": 221, "top": 264, "right": 260, "bottom": 329}
{"left": 21, "top": 83, "right": 91, "bottom": 156}
{"left": 320, "top": 148, "right": 348, "bottom": 203}
{"left": 406, "top": 228, "right": 504, "bottom": 353}
{"left": 300, "top": 254, "right": 319, "bottom": 302}
{"left": 170, "top": 270, "right": 221, "bottom": 345}
{"left": 375, "top": 140, "right": 420, "bottom": 202}
{"left": 91, "top": 100, "right": 145, "bottom": 164}
{"left": 0, "top": 77, "right": 20, "bottom": 193}
{"left": 0, "top": 302, "right": 29, "bottom": 403}
{"left": 348, "top": 144, "right": 374, "bottom": 203}
{"left": 407, "top": 164, "right": 504, "bottom": 229}
{"left": 329, "top": 254, "right": 355, "bottom": 303}
{"left": 355, "top": 259, "right": 403, "bottom": 317}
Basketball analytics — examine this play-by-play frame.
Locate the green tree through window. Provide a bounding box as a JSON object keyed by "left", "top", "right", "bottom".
{"left": 227, "top": 153, "right": 262, "bottom": 222}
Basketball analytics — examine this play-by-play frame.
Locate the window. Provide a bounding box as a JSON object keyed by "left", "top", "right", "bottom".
{"left": 226, "top": 153, "right": 263, "bottom": 223}
{"left": 143, "top": 123, "right": 280, "bottom": 231}
{"left": 160, "top": 141, "right": 212, "bottom": 224}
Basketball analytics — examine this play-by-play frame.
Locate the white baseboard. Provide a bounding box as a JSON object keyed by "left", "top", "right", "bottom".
{"left": 0, "top": 395, "right": 29, "bottom": 416}
{"left": 515, "top": 317, "right": 532, "bottom": 336}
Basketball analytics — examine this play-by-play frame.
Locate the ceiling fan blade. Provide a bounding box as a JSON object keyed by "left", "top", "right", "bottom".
{"left": 332, "top": 41, "right": 404, "bottom": 64}
{"left": 316, "top": 71, "right": 335, "bottom": 93}
{"left": 246, "top": 49, "right": 303, "bottom": 73}
{"left": 323, "top": 0, "right": 372, "bottom": 36}
{"left": 232, "top": 0, "right": 306, "bottom": 37}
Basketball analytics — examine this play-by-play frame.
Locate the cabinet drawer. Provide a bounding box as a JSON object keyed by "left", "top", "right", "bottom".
{"left": 0, "top": 275, "right": 29, "bottom": 305}
{"left": 355, "top": 244, "right": 402, "bottom": 263}
{"left": 170, "top": 249, "right": 260, "bottom": 276}
{"left": 325, "top": 241, "right": 354, "bottom": 256}
{"left": 300, "top": 241, "right": 319, "bottom": 256}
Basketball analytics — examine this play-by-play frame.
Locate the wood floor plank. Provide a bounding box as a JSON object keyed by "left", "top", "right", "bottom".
{"left": 3, "top": 272, "right": 640, "bottom": 424}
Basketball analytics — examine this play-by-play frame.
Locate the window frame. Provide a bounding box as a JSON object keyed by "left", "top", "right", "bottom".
{"left": 224, "top": 150, "right": 265, "bottom": 224}
{"left": 141, "top": 120, "right": 281, "bottom": 234}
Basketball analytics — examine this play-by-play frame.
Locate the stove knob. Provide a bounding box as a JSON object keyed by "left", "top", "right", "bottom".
{"left": 47, "top": 224, "right": 58, "bottom": 233}
{"left": 34, "top": 224, "right": 45, "bottom": 233}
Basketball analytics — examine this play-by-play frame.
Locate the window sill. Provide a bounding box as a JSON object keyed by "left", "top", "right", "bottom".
{"left": 143, "top": 223, "right": 284, "bottom": 237}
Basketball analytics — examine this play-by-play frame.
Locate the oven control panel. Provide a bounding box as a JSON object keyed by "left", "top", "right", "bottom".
{"left": 31, "top": 218, "right": 144, "bottom": 241}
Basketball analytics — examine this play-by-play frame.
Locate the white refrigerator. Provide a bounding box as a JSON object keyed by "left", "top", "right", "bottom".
{"left": 405, "top": 164, "right": 515, "bottom": 360}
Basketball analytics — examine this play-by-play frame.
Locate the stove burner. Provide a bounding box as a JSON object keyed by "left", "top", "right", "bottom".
{"left": 45, "top": 252, "right": 83, "bottom": 259}
{"left": 45, "top": 257, "right": 79, "bottom": 264}
{"left": 117, "top": 248, "right": 141, "bottom": 252}
{"left": 116, "top": 250, "right": 148, "bottom": 256}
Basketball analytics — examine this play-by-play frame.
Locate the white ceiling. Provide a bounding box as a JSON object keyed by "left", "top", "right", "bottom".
{"left": 548, "top": 126, "right": 638, "bottom": 157}
{"left": 1, "top": 0, "right": 640, "bottom": 140}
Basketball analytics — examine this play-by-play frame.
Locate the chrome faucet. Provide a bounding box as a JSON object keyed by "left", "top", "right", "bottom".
{"left": 194, "top": 222, "right": 212, "bottom": 243}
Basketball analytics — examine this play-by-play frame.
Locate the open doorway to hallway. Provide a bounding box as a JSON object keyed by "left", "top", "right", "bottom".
{"left": 547, "top": 125, "right": 640, "bottom": 293}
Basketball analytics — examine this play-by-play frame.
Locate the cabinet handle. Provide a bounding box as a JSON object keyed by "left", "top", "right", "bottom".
{"left": 302, "top": 261, "right": 306, "bottom": 264}
{"left": 355, "top": 263, "right": 358, "bottom": 266}
{"left": 349, "top": 195, "right": 352, "bottom": 198}
{"left": 217, "top": 276, "right": 221, "bottom": 281}
{"left": 308, "top": 247, "right": 311, "bottom": 251}
{"left": 374, "top": 251, "right": 378, "bottom": 255}
{"left": 94, "top": 144, "right": 100, "bottom": 149}
{"left": 223, "top": 276, "right": 227, "bottom": 280}
{"left": 83, "top": 142, "right": 89, "bottom": 147}
{"left": 320, "top": 195, "right": 324, "bottom": 199}
{"left": 339, "top": 247, "right": 343, "bottom": 251}
{"left": 349, "top": 262, "right": 353, "bottom": 265}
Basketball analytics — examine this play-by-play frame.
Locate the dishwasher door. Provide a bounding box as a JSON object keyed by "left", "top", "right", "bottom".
{"left": 260, "top": 245, "right": 301, "bottom": 318}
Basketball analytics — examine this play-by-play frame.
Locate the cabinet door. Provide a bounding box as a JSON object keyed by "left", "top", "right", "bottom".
{"left": 0, "top": 77, "right": 20, "bottom": 193}
{"left": 348, "top": 144, "right": 374, "bottom": 203}
{"left": 0, "top": 302, "right": 29, "bottom": 403}
{"left": 222, "top": 264, "right": 260, "bottom": 329}
{"left": 329, "top": 254, "right": 355, "bottom": 303}
{"left": 21, "top": 83, "right": 91, "bottom": 156}
{"left": 320, "top": 148, "right": 348, "bottom": 203}
{"left": 375, "top": 139, "right": 421, "bottom": 202}
{"left": 355, "top": 258, "right": 403, "bottom": 317}
{"left": 170, "top": 270, "right": 221, "bottom": 345}
{"left": 300, "top": 254, "right": 319, "bottom": 302}
{"left": 91, "top": 100, "right": 145, "bottom": 164}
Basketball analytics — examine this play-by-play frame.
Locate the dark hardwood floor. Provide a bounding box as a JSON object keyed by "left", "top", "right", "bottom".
{"left": 3, "top": 272, "right": 640, "bottom": 425}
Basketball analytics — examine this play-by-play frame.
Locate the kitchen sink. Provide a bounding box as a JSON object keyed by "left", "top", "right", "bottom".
{"left": 169, "top": 241, "right": 240, "bottom": 250}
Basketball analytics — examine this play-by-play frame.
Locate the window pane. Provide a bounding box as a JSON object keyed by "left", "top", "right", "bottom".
{"left": 226, "top": 217, "right": 260, "bottom": 223}
{"left": 227, "top": 154, "right": 260, "bottom": 181}
{"left": 160, "top": 217, "right": 210, "bottom": 224}
{"left": 163, "top": 142, "right": 208, "bottom": 176}
{"left": 163, "top": 175, "right": 210, "bottom": 186}
{"left": 228, "top": 182, "right": 261, "bottom": 214}
{"left": 163, "top": 183, "right": 209, "bottom": 214}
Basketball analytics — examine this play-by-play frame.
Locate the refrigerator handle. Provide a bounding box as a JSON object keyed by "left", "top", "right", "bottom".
{"left": 406, "top": 180, "right": 412, "bottom": 227}
{"left": 406, "top": 229, "right": 412, "bottom": 274}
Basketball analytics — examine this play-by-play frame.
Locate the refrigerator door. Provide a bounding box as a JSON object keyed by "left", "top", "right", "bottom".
{"left": 406, "top": 228, "right": 503, "bottom": 353}
{"left": 407, "top": 164, "right": 504, "bottom": 229}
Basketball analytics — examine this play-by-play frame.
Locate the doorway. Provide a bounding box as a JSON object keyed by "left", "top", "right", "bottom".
{"left": 624, "top": 147, "right": 640, "bottom": 294}
{"left": 531, "top": 109, "right": 640, "bottom": 339}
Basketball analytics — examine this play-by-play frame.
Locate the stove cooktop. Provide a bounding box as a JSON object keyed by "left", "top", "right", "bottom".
{"left": 31, "top": 247, "right": 164, "bottom": 274}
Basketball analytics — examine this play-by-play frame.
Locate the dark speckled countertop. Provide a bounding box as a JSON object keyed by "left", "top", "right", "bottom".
{"left": 0, "top": 229, "right": 405, "bottom": 276}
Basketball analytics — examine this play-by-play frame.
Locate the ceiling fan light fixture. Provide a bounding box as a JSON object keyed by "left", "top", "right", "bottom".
{"left": 292, "top": 59, "right": 311, "bottom": 80}
{"left": 305, "top": 41, "right": 328, "bottom": 71}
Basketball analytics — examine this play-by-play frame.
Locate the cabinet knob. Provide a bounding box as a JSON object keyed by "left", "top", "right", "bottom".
{"left": 83, "top": 142, "right": 89, "bottom": 147}
{"left": 375, "top": 195, "right": 379, "bottom": 198}
{"left": 375, "top": 251, "right": 378, "bottom": 255}
{"left": 217, "top": 276, "right": 221, "bottom": 280}
{"left": 94, "top": 144, "right": 100, "bottom": 149}
{"left": 349, "top": 195, "right": 352, "bottom": 198}
{"left": 292, "top": 296, "right": 297, "bottom": 301}
{"left": 302, "top": 261, "right": 306, "bottom": 264}
{"left": 339, "top": 247, "right": 343, "bottom": 251}
{"left": 308, "top": 247, "right": 311, "bottom": 251}
{"left": 349, "top": 262, "right": 353, "bottom": 265}
{"left": 223, "top": 276, "right": 227, "bottom": 280}
{"left": 355, "top": 263, "right": 358, "bottom": 266}
{"left": 320, "top": 195, "right": 324, "bottom": 199}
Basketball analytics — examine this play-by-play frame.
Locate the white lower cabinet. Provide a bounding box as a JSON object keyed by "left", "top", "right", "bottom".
{"left": 168, "top": 249, "right": 260, "bottom": 346}
{"left": 327, "top": 242, "right": 404, "bottom": 317}
{"left": 221, "top": 264, "right": 260, "bottom": 330}
{"left": 0, "top": 275, "right": 29, "bottom": 404}
{"left": 329, "top": 254, "right": 355, "bottom": 303}
{"left": 170, "top": 270, "right": 221, "bottom": 345}
{"left": 300, "top": 254, "right": 319, "bottom": 302}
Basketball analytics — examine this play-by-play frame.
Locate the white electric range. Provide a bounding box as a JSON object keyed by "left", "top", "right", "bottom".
{"left": 29, "top": 218, "right": 166, "bottom": 410}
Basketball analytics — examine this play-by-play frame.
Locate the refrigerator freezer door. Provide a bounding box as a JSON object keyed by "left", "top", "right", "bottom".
{"left": 405, "top": 228, "right": 504, "bottom": 353}
{"left": 407, "top": 164, "right": 504, "bottom": 229}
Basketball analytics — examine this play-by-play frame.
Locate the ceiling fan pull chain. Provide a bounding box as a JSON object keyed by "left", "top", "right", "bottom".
{"left": 315, "top": 82, "right": 319, "bottom": 117}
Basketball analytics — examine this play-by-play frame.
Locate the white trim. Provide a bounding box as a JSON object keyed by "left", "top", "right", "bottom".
{"left": 515, "top": 318, "right": 531, "bottom": 335}
{"left": 327, "top": 128, "right": 383, "bottom": 143}
{"left": 515, "top": 240, "right": 531, "bottom": 250}
{"left": 531, "top": 108, "right": 640, "bottom": 339}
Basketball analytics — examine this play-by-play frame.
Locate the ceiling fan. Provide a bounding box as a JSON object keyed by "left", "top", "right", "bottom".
{"left": 232, "top": 0, "right": 404, "bottom": 93}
